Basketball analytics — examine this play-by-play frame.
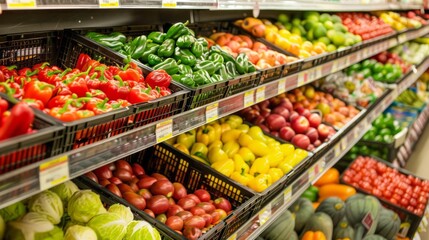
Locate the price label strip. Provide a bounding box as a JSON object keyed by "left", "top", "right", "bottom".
{"left": 278, "top": 78, "right": 286, "bottom": 94}
{"left": 244, "top": 90, "right": 255, "bottom": 107}
{"left": 205, "top": 103, "right": 219, "bottom": 123}
{"left": 156, "top": 119, "right": 173, "bottom": 143}
{"left": 6, "top": 0, "right": 36, "bottom": 8}
{"left": 309, "top": 161, "right": 324, "bottom": 184}
{"left": 39, "top": 156, "right": 69, "bottom": 191}
{"left": 331, "top": 60, "right": 339, "bottom": 73}
{"left": 283, "top": 186, "right": 292, "bottom": 204}
{"left": 99, "top": 0, "right": 119, "bottom": 7}
{"left": 315, "top": 66, "right": 323, "bottom": 80}
{"left": 297, "top": 72, "right": 309, "bottom": 87}
{"left": 258, "top": 204, "right": 272, "bottom": 226}
{"left": 399, "top": 34, "right": 407, "bottom": 43}
{"left": 334, "top": 143, "right": 341, "bottom": 158}
{"left": 162, "top": 0, "right": 177, "bottom": 7}
{"left": 256, "top": 86, "right": 265, "bottom": 103}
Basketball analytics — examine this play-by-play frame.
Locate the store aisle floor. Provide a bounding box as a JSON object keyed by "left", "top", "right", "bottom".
{"left": 406, "top": 123, "right": 429, "bottom": 239}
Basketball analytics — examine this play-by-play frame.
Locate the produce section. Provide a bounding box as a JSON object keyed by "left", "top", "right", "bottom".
{"left": 1, "top": 3, "right": 429, "bottom": 240}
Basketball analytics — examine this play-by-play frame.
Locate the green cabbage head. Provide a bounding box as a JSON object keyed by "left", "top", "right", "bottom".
{"left": 87, "top": 212, "right": 127, "bottom": 240}
{"left": 123, "top": 220, "right": 161, "bottom": 240}
{"left": 5, "top": 212, "right": 63, "bottom": 240}
{"left": 0, "top": 201, "right": 27, "bottom": 222}
{"left": 68, "top": 190, "right": 106, "bottom": 224}
{"left": 28, "top": 190, "right": 63, "bottom": 224}
{"left": 64, "top": 225, "right": 97, "bottom": 240}
{"left": 50, "top": 181, "right": 79, "bottom": 205}
{"left": 108, "top": 204, "right": 133, "bottom": 224}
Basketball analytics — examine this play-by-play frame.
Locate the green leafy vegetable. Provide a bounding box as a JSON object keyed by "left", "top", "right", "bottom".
{"left": 28, "top": 190, "right": 63, "bottom": 224}
{"left": 50, "top": 181, "right": 79, "bottom": 206}
{"left": 68, "top": 190, "right": 106, "bottom": 224}
{"left": 64, "top": 225, "right": 97, "bottom": 240}
{"left": 124, "top": 220, "right": 161, "bottom": 240}
{"left": 0, "top": 201, "right": 27, "bottom": 222}
{"left": 5, "top": 212, "right": 63, "bottom": 240}
{"left": 108, "top": 204, "right": 133, "bottom": 224}
{"left": 87, "top": 212, "right": 127, "bottom": 240}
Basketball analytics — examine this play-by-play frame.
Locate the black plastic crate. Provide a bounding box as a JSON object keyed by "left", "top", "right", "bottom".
{"left": 1, "top": 30, "right": 189, "bottom": 152}
{"left": 82, "top": 144, "right": 260, "bottom": 240}
{"left": 188, "top": 21, "right": 302, "bottom": 84}
{"left": 73, "top": 178, "right": 180, "bottom": 239}
{"left": 340, "top": 156, "right": 429, "bottom": 238}
{"left": 0, "top": 94, "right": 64, "bottom": 174}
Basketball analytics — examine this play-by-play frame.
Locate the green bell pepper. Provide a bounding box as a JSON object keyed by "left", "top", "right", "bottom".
{"left": 247, "top": 62, "right": 257, "bottom": 73}
{"left": 193, "top": 60, "right": 216, "bottom": 75}
{"left": 174, "top": 47, "right": 196, "bottom": 67}
{"left": 226, "top": 61, "right": 238, "bottom": 77}
{"left": 191, "top": 41, "right": 204, "bottom": 58}
{"left": 301, "top": 186, "right": 319, "bottom": 202}
{"left": 165, "top": 21, "right": 193, "bottom": 40}
{"left": 193, "top": 69, "right": 211, "bottom": 86}
{"left": 211, "top": 74, "right": 223, "bottom": 82}
{"left": 210, "top": 45, "right": 235, "bottom": 63}
{"left": 217, "top": 65, "right": 231, "bottom": 80}
{"left": 148, "top": 31, "right": 166, "bottom": 44}
{"left": 176, "top": 35, "right": 195, "bottom": 49}
{"left": 148, "top": 54, "right": 163, "bottom": 66}
{"left": 178, "top": 64, "right": 193, "bottom": 75}
{"left": 197, "top": 37, "right": 208, "bottom": 48}
{"left": 153, "top": 58, "right": 179, "bottom": 75}
{"left": 158, "top": 39, "right": 175, "bottom": 58}
{"left": 140, "top": 43, "right": 160, "bottom": 63}
{"left": 235, "top": 53, "right": 250, "bottom": 74}
{"left": 172, "top": 73, "right": 195, "bottom": 87}
{"left": 209, "top": 52, "right": 224, "bottom": 64}
{"left": 86, "top": 32, "right": 127, "bottom": 44}
{"left": 128, "top": 35, "right": 148, "bottom": 60}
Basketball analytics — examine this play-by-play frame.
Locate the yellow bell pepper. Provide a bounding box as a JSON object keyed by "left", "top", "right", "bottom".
{"left": 248, "top": 173, "right": 272, "bottom": 192}
{"left": 192, "top": 155, "right": 210, "bottom": 165}
{"left": 238, "top": 133, "right": 253, "bottom": 147}
{"left": 248, "top": 126, "right": 267, "bottom": 142}
{"left": 264, "top": 151, "right": 284, "bottom": 167}
{"left": 236, "top": 124, "right": 249, "bottom": 133}
{"left": 173, "top": 143, "right": 190, "bottom": 155}
{"left": 164, "top": 136, "right": 177, "bottom": 145}
{"left": 280, "top": 143, "right": 295, "bottom": 157}
{"left": 278, "top": 160, "right": 294, "bottom": 174}
{"left": 222, "top": 141, "right": 240, "bottom": 158}
{"left": 191, "top": 142, "right": 209, "bottom": 157}
{"left": 238, "top": 147, "right": 256, "bottom": 166}
{"left": 230, "top": 171, "right": 254, "bottom": 186}
{"left": 220, "top": 123, "right": 231, "bottom": 133}
{"left": 196, "top": 125, "right": 216, "bottom": 145}
{"left": 233, "top": 154, "right": 249, "bottom": 173}
{"left": 211, "top": 158, "right": 234, "bottom": 177}
{"left": 249, "top": 157, "right": 270, "bottom": 176}
{"left": 224, "top": 115, "right": 243, "bottom": 129}
{"left": 176, "top": 130, "right": 196, "bottom": 150}
{"left": 207, "top": 146, "right": 229, "bottom": 164}
{"left": 209, "top": 122, "right": 222, "bottom": 141}
{"left": 248, "top": 140, "right": 269, "bottom": 157}
{"left": 221, "top": 129, "right": 242, "bottom": 143}
{"left": 268, "top": 168, "right": 284, "bottom": 183}
{"left": 208, "top": 140, "right": 223, "bottom": 151}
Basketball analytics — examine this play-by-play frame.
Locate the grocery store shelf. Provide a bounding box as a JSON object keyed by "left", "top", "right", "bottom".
{"left": 217, "top": 0, "right": 423, "bottom": 11}
{"left": 231, "top": 55, "right": 429, "bottom": 240}
{"left": 0, "top": 25, "right": 428, "bottom": 210}
{"left": 0, "top": 0, "right": 421, "bottom": 10}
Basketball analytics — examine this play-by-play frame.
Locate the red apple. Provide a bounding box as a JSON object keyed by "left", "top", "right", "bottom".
{"left": 291, "top": 116, "right": 310, "bottom": 134}
{"left": 305, "top": 127, "right": 319, "bottom": 143}
{"left": 242, "top": 109, "right": 260, "bottom": 122}
{"left": 289, "top": 111, "right": 299, "bottom": 122}
{"left": 254, "top": 116, "right": 265, "bottom": 125}
{"left": 317, "top": 124, "right": 330, "bottom": 139}
{"left": 260, "top": 108, "right": 271, "bottom": 118}
{"left": 313, "top": 139, "right": 322, "bottom": 147}
{"left": 308, "top": 113, "right": 322, "bottom": 128}
{"left": 279, "top": 126, "right": 295, "bottom": 141}
{"left": 257, "top": 123, "right": 270, "bottom": 133}
{"left": 272, "top": 106, "right": 290, "bottom": 120}
{"left": 279, "top": 99, "right": 293, "bottom": 112}
{"left": 291, "top": 134, "right": 311, "bottom": 150}
{"left": 266, "top": 114, "right": 287, "bottom": 131}
{"left": 270, "top": 131, "right": 279, "bottom": 137}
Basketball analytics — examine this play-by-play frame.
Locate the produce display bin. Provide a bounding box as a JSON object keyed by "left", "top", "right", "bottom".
{"left": 341, "top": 156, "right": 429, "bottom": 238}
{"left": 75, "top": 24, "right": 260, "bottom": 110}
{"left": 0, "top": 96, "right": 64, "bottom": 174}
{"left": 73, "top": 178, "right": 181, "bottom": 239}
{"left": 187, "top": 21, "right": 303, "bottom": 84}
{"left": 0, "top": 30, "right": 189, "bottom": 152}
{"left": 82, "top": 143, "right": 260, "bottom": 240}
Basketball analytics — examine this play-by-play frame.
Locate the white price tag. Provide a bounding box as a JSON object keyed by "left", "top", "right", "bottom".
{"left": 162, "top": 0, "right": 177, "bottom": 7}
{"left": 156, "top": 119, "right": 173, "bottom": 143}
{"left": 399, "top": 34, "right": 407, "bottom": 43}
{"left": 345, "top": 56, "right": 351, "bottom": 66}
{"left": 331, "top": 61, "right": 339, "bottom": 73}
{"left": 278, "top": 78, "right": 286, "bottom": 94}
{"left": 244, "top": 90, "right": 254, "bottom": 107}
{"left": 412, "top": 65, "right": 418, "bottom": 74}
{"left": 258, "top": 203, "right": 272, "bottom": 225}
{"left": 99, "top": 0, "right": 119, "bottom": 7}
{"left": 334, "top": 144, "right": 341, "bottom": 158}
{"left": 256, "top": 86, "right": 265, "bottom": 103}
{"left": 283, "top": 186, "right": 292, "bottom": 203}
{"left": 252, "top": 0, "right": 260, "bottom": 18}
{"left": 205, "top": 103, "right": 219, "bottom": 123}
{"left": 297, "top": 72, "right": 309, "bottom": 86}
{"left": 6, "top": 0, "right": 36, "bottom": 8}
{"left": 309, "top": 162, "right": 324, "bottom": 184}
{"left": 39, "top": 156, "right": 69, "bottom": 191}
{"left": 315, "top": 66, "right": 323, "bottom": 79}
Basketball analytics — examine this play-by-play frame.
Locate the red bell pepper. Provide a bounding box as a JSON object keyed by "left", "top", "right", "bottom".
{"left": 0, "top": 98, "right": 8, "bottom": 112}
{"left": 0, "top": 71, "right": 5, "bottom": 82}
{"left": 109, "top": 99, "right": 131, "bottom": 108}
{"left": 118, "top": 68, "right": 142, "bottom": 83}
{"left": 47, "top": 94, "right": 75, "bottom": 109}
{"left": 0, "top": 82, "right": 24, "bottom": 99}
{"left": 32, "top": 62, "right": 50, "bottom": 71}
{"left": 145, "top": 69, "right": 171, "bottom": 89}
{"left": 22, "top": 98, "right": 44, "bottom": 110}
{"left": 82, "top": 59, "right": 101, "bottom": 72}
{"left": 86, "top": 98, "right": 113, "bottom": 115}
{"left": 86, "top": 76, "right": 101, "bottom": 90}
{"left": 0, "top": 66, "right": 18, "bottom": 79}
{"left": 128, "top": 62, "right": 143, "bottom": 76}
{"left": 76, "top": 53, "right": 91, "bottom": 70}
{"left": 76, "top": 109, "right": 95, "bottom": 119}
{"left": 87, "top": 89, "right": 107, "bottom": 100}
{"left": 128, "top": 86, "right": 157, "bottom": 104}
{"left": 99, "top": 76, "right": 130, "bottom": 100}
{"left": 38, "top": 67, "right": 62, "bottom": 84}
{"left": 90, "top": 65, "right": 114, "bottom": 81}
{"left": 53, "top": 81, "right": 73, "bottom": 96}
{"left": 67, "top": 75, "right": 89, "bottom": 97}
{"left": 49, "top": 99, "right": 79, "bottom": 122}
{"left": 158, "top": 86, "right": 172, "bottom": 97}
{"left": 18, "top": 67, "right": 39, "bottom": 77}
{"left": 23, "top": 81, "right": 55, "bottom": 105}
{"left": 0, "top": 102, "right": 34, "bottom": 141}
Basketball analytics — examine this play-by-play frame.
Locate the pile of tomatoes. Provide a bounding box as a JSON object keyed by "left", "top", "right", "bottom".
{"left": 342, "top": 156, "right": 429, "bottom": 216}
